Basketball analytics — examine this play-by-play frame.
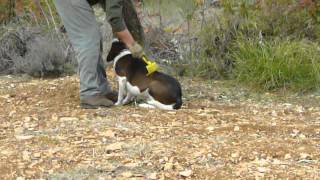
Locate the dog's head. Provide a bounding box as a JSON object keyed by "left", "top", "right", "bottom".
{"left": 106, "top": 39, "right": 128, "bottom": 62}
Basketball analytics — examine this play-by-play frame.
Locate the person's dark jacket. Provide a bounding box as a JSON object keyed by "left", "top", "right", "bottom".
{"left": 87, "top": 0, "right": 126, "bottom": 33}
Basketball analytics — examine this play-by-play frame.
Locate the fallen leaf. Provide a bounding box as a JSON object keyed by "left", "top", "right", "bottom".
{"left": 33, "top": 152, "right": 41, "bottom": 158}
{"left": 15, "top": 135, "right": 34, "bottom": 140}
{"left": 131, "top": 114, "right": 143, "bottom": 118}
{"left": 14, "top": 127, "right": 24, "bottom": 135}
{"left": 59, "top": 117, "right": 79, "bottom": 121}
{"left": 106, "top": 142, "right": 124, "bottom": 151}
{"left": 22, "top": 151, "right": 31, "bottom": 161}
{"left": 231, "top": 152, "right": 239, "bottom": 158}
{"left": 121, "top": 171, "right": 133, "bottom": 178}
{"left": 101, "top": 130, "right": 116, "bottom": 138}
{"left": 9, "top": 110, "right": 16, "bottom": 117}
{"left": 257, "top": 167, "right": 268, "bottom": 173}
{"left": 24, "top": 116, "right": 32, "bottom": 122}
{"left": 300, "top": 153, "right": 312, "bottom": 160}
{"left": 164, "top": 162, "right": 173, "bottom": 171}
{"left": 0, "top": 149, "right": 13, "bottom": 156}
{"left": 284, "top": 154, "right": 291, "bottom": 160}
{"left": 234, "top": 126, "right": 240, "bottom": 132}
{"left": 147, "top": 172, "right": 157, "bottom": 179}
{"left": 207, "top": 126, "right": 214, "bottom": 131}
{"left": 299, "top": 134, "right": 306, "bottom": 139}
{"left": 179, "top": 169, "right": 193, "bottom": 177}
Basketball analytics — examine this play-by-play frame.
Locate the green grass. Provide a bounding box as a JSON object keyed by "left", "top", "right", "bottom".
{"left": 232, "top": 39, "right": 320, "bottom": 91}
{"left": 178, "top": 0, "right": 320, "bottom": 93}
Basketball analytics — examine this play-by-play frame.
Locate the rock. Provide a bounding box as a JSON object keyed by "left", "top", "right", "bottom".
{"left": 179, "top": 170, "right": 193, "bottom": 177}
{"left": 16, "top": 177, "right": 25, "bottom": 180}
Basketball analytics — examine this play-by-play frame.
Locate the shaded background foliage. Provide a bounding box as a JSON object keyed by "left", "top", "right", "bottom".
{"left": 1, "top": 0, "right": 320, "bottom": 92}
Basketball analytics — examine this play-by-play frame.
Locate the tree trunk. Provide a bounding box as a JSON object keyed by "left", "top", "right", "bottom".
{"left": 122, "top": 0, "right": 145, "bottom": 46}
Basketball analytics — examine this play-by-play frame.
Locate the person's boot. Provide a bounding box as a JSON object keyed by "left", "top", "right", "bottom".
{"left": 104, "top": 91, "right": 118, "bottom": 103}
{"left": 80, "top": 95, "right": 114, "bottom": 109}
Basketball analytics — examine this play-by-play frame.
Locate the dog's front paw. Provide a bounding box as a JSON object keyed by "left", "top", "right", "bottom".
{"left": 122, "top": 99, "right": 133, "bottom": 105}
{"left": 115, "top": 101, "right": 123, "bottom": 106}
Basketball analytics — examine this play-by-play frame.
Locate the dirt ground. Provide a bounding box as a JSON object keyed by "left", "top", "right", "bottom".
{"left": 0, "top": 71, "right": 319, "bottom": 179}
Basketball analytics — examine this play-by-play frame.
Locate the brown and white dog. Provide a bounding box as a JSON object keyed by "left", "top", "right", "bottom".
{"left": 106, "top": 39, "right": 182, "bottom": 110}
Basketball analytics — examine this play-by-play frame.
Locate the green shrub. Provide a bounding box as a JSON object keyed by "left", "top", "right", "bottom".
{"left": 183, "top": 0, "right": 320, "bottom": 87}
{"left": 187, "top": 17, "right": 238, "bottom": 79}
{"left": 244, "top": 0, "right": 319, "bottom": 40}
{"left": 232, "top": 38, "right": 320, "bottom": 91}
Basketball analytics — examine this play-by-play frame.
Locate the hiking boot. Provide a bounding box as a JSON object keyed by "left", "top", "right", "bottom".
{"left": 104, "top": 91, "right": 118, "bottom": 103}
{"left": 80, "top": 95, "right": 114, "bottom": 109}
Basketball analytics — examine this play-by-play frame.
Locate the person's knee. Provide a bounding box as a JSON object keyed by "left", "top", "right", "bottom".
{"left": 75, "top": 29, "right": 101, "bottom": 55}
{"left": 81, "top": 27, "right": 101, "bottom": 47}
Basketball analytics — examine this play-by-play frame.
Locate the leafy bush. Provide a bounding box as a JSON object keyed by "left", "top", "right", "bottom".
{"left": 232, "top": 39, "right": 320, "bottom": 91}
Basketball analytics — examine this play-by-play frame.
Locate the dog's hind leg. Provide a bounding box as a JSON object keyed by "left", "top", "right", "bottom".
{"left": 115, "top": 76, "right": 127, "bottom": 106}
{"left": 144, "top": 94, "right": 175, "bottom": 110}
{"left": 148, "top": 100, "right": 174, "bottom": 110}
{"left": 138, "top": 103, "right": 155, "bottom": 109}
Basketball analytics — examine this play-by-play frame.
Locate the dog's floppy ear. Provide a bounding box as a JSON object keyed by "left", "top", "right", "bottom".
{"left": 112, "top": 38, "right": 119, "bottom": 43}
{"left": 106, "top": 39, "right": 127, "bottom": 62}
{"left": 107, "top": 39, "right": 119, "bottom": 62}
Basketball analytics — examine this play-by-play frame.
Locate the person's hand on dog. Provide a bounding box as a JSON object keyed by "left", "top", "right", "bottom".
{"left": 129, "top": 42, "right": 144, "bottom": 58}
{"left": 115, "top": 29, "right": 144, "bottom": 58}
